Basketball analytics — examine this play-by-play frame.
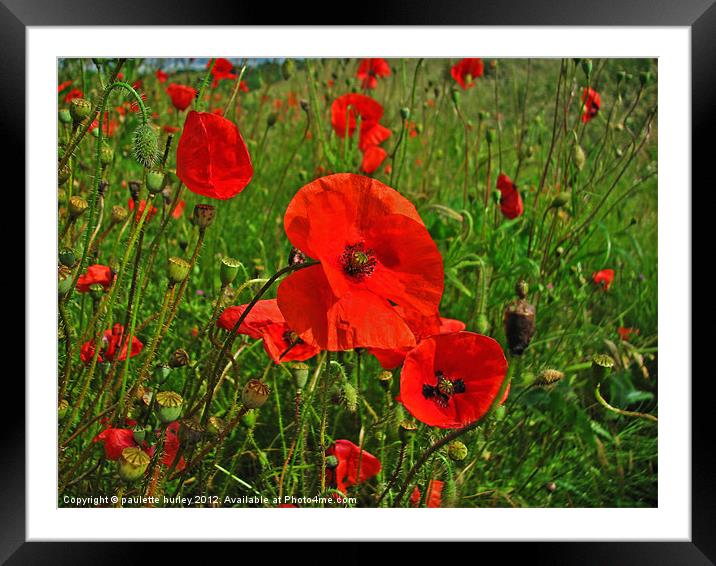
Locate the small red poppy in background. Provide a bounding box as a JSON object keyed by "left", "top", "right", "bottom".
{"left": 88, "top": 114, "right": 119, "bottom": 138}
{"left": 325, "top": 439, "right": 381, "bottom": 493}
{"left": 80, "top": 323, "right": 144, "bottom": 365}
{"left": 592, "top": 269, "right": 615, "bottom": 291}
{"left": 76, "top": 264, "right": 113, "bottom": 293}
{"left": 217, "top": 299, "right": 320, "bottom": 364}
{"left": 358, "top": 122, "right": 392, "bottom": 152}
{"left": 209, "top": 58, "right": 237, "bottom": 88}
{"left": 176, "top": 111, "right": 254, "bottom": 200}
{"left": 360, "top": 145, "right": 388, "bottom": 175}
{"left": 156, "top": 69, "right": 169, "bottom": 83}
{"left": 171, "top": 200, "right": 186, "bottom": 219}
{"left": 163, "top": 125, "right": 181, "bottom": 134}
{"left": 166, "top": 83, "right": 196, "bottom": 112}
{"left": 277, "top": 174, "right": 444, "bottom": 351}
{"left": 58, "top": 80, "right": 73, "bottom": 94}
{"left": 399, "top": 331, "right": 508, "bottom": 429}
{"left": 239, "top": 81, "right": 250, "bottom": 93}
{"left": 410, "top": 480, "right": 444, "bottom": 508}
{"left": 451, "top": 58, "right": 485, "bottom": 90}
{"left": 356, "top": 58, "right": 391, "bottom": 90}
{"left": 128, "top": 199, "right": 158, "bottom": 223}
{"left": 617, "top": 326, "right": 639, "bottom": 341}
{"left": 496, "top": 173, "right": 524, "bottom": 219}
{"left": 148, "top": 421, "right": 185, "bottom": 472}
{"left": 93, "top": 427, "right": 135, "bottom": 460}
{"left": 63, "top": 88, "right": 84, "bottom": 103}
{"left": 330, "top": 93, "right": 385, "bottom": 143}
{"left": 581, "top": 87, "right": 601, "bottom": 123}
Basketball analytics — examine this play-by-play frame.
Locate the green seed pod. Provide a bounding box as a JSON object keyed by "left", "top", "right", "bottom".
{"left": 400, "top": 107, "right": 410, "bottom": 120}
{"left": 58, "top": 109, "right": 72, "bottom": 124}
{"left": 58, "top": 265, "right": 73, "bottom": 296}
{"left": 192, "top": 204, "right": 217, "bottom": 229}
{"left": 281, "top": 58, "right": 295, "bottom": 81}
{"left": 573, "top": 144, "right": 586, "bottom": 171}
{"left": 493, "top": 404, "right": 507, "bottom": 421}
{"left": 153, "top": 364, "right": 172, "bottom": 385}
{"left": 132, "top": 122, "right": 159, "bottom": 169}
{"left": 325, "top": 455, "right": 339, "bottom": 469}
{"left": 242, "top": 379, "right": 270, "bottom": 409}
{"left": 68, "top": 196, "right": 88, "bottom": 218}
{"left": 485, "top": 128, "right": 496, "bottom": 145}
{"left": 220, "top": 257, "right": 241, "bottom": 287}
{"left": 398, "top": 420, "right": 418, "bottom": 444}
{"left": 240, "top": 409, "right": 257, "bottom": 429}
{"left": 58, "top": 248, "right": 76, "bottom": 267}
{"left": 167, "top": 257, "right": 191, "bottom": 285}
{"left": 447, "top": 440, "right": 468, "bottom": 462}
{"left": 266, "top": 113, "right": 278, "bottom": 128}
{"left": 70, "top": 98, "right": 92, "bottom": 124}
{"left": 377, "top": 370, "right": 393, "bottom": 391}
{"left": 290, "top": 362, "right": 310, "bottom": 390}
{"left": 592, "top": 354, "right": 615, "bottom": 380}
{"left": 451, "top": 89, "right": 461, "bottom": 107}
{"left": 155, "top": 391, "right": 183, "bottom": 424}
{"left": 475, "top": 313, "right": 490, "bottom": 335}
{"left": 581, "top": 59, "right": 593, "bottom": 78}
{"left": 132, "top": 424, "right": 146, "bottom": 444}
{"left": 118, "top": 446, "right": 151, "bottom": 483}
{"left": 99, "top": 141, "right": 114, "bottom": 166}
{"left": 58, "top": 399, "right": 70, "bottom": 421}
{"left": 146, "top": 169, "right": 166, "bottom": 194}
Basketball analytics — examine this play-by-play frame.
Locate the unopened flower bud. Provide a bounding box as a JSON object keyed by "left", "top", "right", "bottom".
{"left": 100, "top": 142, "right": 114, "bottom": 166}
{"left": 616, "top": 70, "right": 626, "bottom": 84}
{"left": 266, "top": 113, "right": 278, "bottom": 128}
{"left": 343, "top": 381, "right": 358, "bottom": 413}
{"left": 58, "top": 248, "right": 76, "bottom": 267}
{"left": 193, "top": 203, "right": 217, "bottom": 229}
{"left": 639, "top": 71, "right": 652, "bottom": 86}
{"left": 281, "top": 58, "right": 295, "bottom": 80}
{"left": 475, "top": 313, "right": 490, "bottom": 334}
{"left": 89, "top": 283, "right": 105, "bottom": 302}
{"left": 220, "top": 257, "right": 241, "bottom": 286}
{"left": 155, "top": 391, "right": 183, "bottom": 423}
{"left": 573, "top": 144, "right": 586, "bottom": 171}
{"left": 242, "top": 379, "right": 270, "bottom": 409}
{"left": 581, "top": 59, "right": 593, "bottom": 78}
{"left": 400, "top": 107, "right": 410, "bottom": 120}
{"left": 70, "top": 98, "right": 92, "bottom": 124}
{"left": 485, "top": 128, "right": 496, "bottom": 145}
{"left": 68, "top": 196, "right": 88, "bottom": 218}
{"left": 240, "top": 409, "right": 257, "bottom": 429}
{"left": 118, "top": 446, "right": 150, "bottom": 482}
{"left": 290, "top": 362, "right": 310, "bottom": 390}
{"left": 58, "top": 265, "right": 73, "bottom": 296}
{"left": 132, "top": 123, "right": 159, "bottom": 168}
{"left": 167, "top": 257, "right": 191, "bottom": 285}
{"left": 451, "top": 89, "right": 461, "bottom": 106}
{"left": 154, "top": 364, "right": 172, "bottom": 385}
{"left": 447, "top": 440, "right": 468, "bottom": 462}
{"left": 536, "top": 369, "right": 564, "bottom": 387}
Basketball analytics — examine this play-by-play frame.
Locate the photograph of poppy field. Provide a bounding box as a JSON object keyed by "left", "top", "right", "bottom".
{"left": 57, "top": 57, "right": 657, "bottom": 509}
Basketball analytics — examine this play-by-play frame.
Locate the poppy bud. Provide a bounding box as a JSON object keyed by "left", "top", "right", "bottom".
{"left": 475, "top": 313, "right": 490, "bottom": 334}
{"left": 573, "top": 144, "right": 586, "bottom": 171}
{"left": 192, "top": 203, "right": 217, "bottom": 229}
{"left": 536, "top": 369, "right": 564, "bottom": 387}
{"left": 325, "top": 455, "right": 339, "bottom": 469}
{"left": 591, "top": 354, "right": 615, "bottom": 380}
{"left": 485, "top": 128, "right": 496, "bottom": 145}
{"left": 68, "top": 196, "right": 88, "bottom": 218}
{"left": 288, "top": 246, "right": 306, "bottom": 266}
{"left": 167, "top": 257, "right": 191, "bottom": 285}
{"left": 111, "top": 205, "right": 128, "bottom": 224}
{"left": 118, "top": 446, "right": 151, "bottom": 483}
{"left": 168, "top": 348, "right": 190, "bottom": 369}
{"left": 58, "top": 265, "right": 73, "bottom": 296}
{"left": 581, "top": 59, "right": 593, "bottom": 78}
{"left": 220, "top": 257, "right": 241, "bottom": 286}
{"left": 70, "top": 98, "right": 92, "bottom": 124}
{"left": 240, "top": 409, "right": 257, "bottom": 429}
{"left": 451, "top": 89, "right": 461, "bottom": 107}
{"left": 478, "top": 111, "right": 489, "bottom": 121}
{"left": 281, "top": 58, "right": 295, "bottom": 80}
{"left": 549, "top": 192, "right": 571, "bottom": 209}
{"left": 58, "top": 399, "right": 70, "bottom": 421}
{"left": 377, "top": 370, "right": 393, "bottom": 391}
{"left": 58, "top": 109, "right": 72, "bottom": 124}
{"left": 58, "top": 161, "right": 71, "bottom": 186}
{"left": 207, "top": 415, "right": 224, "bottom": 435}
{"left": 133, "top": 424, "right": 146, "bottom": 444}
{"left": 58, "top": 247, "right": 76, "bottom": 267}
{"left": 504, "top": 284, "right": 536, "bottom": 356}
{"left": 555, "top": 246, "right": 565, "bottom": 258}
{"left": 400, "top": 107, "right": 410, "bottom": 120}
{"left": 343, "top": 381, "right": 358, "bottom": 413}
{"left": 154, "top": 364, "right": 172, "bottom": 385}
{"left": 447, "top": 440, "right": 468, "bottom": 462}
{"left": 146, "top": 170, "right": 166, "bottom": 194}
{"left": 100, "top": 141, "right": 114, "bottom": 166}
{"left": 242, "top": 379, "right": 270, "bottom": 409}
{"left": 399, "top": 420, "right": 418, "bottom": 444}
{"left": 266, "top": 113, "right": 278, "bottom": 128}
{"left": 639, "top": 71, "right": 652, "bottom": 86}
{"left": 132, "top": 123, "right": 160, "bottom": 168}
{"left": 290, "top": 362, "right": 310, "bottom": 390}
{"left": 155, "top": 391, "right": 183, "bottom": 424}
{"left": 300, "top": 99, "right": 310, "bottom": 113}
{"left": 616, "top": 70, "right": 626, "bottom": 84}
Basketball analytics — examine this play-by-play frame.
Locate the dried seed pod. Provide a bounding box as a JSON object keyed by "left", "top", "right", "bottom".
{"left": 242, "top": 379, "right": 270, "bottom": 409}
{"left": 168, "top": 348, "right": 190, "bottom": 369}
{"left": 503, "top": 281, "right": 536, "bottom": 356}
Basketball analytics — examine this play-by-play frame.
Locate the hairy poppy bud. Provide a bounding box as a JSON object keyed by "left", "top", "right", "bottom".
{"left": 111, "top": 205, "right": 128, "bottom": 224}
{"left": 146, "top": 170, "right": 166, "bottom": 194}
{"left": 68, "top": 196, "right": 88, "bottom": 218}
{"left": 581, "top": 59, "right": 593, "bottom": 78}
{"left": 485, "top": 128, "right": 496, "bottom": 145}
{"left": 592, "top": 354, "right": 615, "bottom": 380}
{"left": 100, "top": 141, "right": 114, "bottom": 166}
{"left": 399, "top": 420, "right": 418, "bottom": 444}
{"left": 549, "top": 192, "right": 571, "bottom": 209}
{"left": 155, "top": 391, "right": 183, "bottom": 423}
{"left": 325, "top": 455, "right": 339, "bottom": 469}
{"left": 281, "top": 58, "right": 295, "bottom": 81}
{"left": 58, "top": 399, "right": 70, "bottom": 421}
{"left": 70, "top": 98, "right": 92, "bottom": 125}
{"left": 536, "top": 369, "right": 564, "bottom": 387}
{"left": 168, "top": 348, "right": 190, "bottom": 369}
{"left": 290, "top": 362, "right": 309, "bottom": 390}
{"left": 400, "top": 107, "right": 410, "bottom": 120}
{"left": 447, "top": 440, "right": 468, "bottom": 462}
{"left": 118, "top": 446, "right": 151, "bottom": 483}
{"left": 132, "top": 123, "right": 160, "bottom": 168}
{"left": 242, "top": 379, "right": 270, "bottom": 409}
{"left": 240, "top": 409, "right": 257, "bottom": 429}
{"left": 132, "top": 424, "right": 146, "bottom": 444}
{"left": 58, "top": 109, "right": 72, "bottom": 125}
{"left": 504, "top": 283, "right": 536, "bottom": 356}
{"left": 266, "top": 113, "right": 278, "bottom": 128}
{"left": 377, "top": 370, "right": 393, "bottom": 391}
{"left": 573, "top": 144, "right": 586, "bottom": 171}
{"left": 167, "top": 257, "right": 191, "bottom": 285}
{"left": 220, "top": 257, "right": 241, "bottom": 287}
{"left": 192, "top": 203, "right": 217, "bottom": 229}
{"left": 475, "top": 313, "right": 490, "bottom": 334}
{"left": 343, "top": 381, "right": 358, "bottom": 413}
{"left": 451, "top": 89, "right": 461, "bottom": 106}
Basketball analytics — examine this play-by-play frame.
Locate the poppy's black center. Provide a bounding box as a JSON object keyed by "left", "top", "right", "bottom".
{"left": 422, "top": 370, "right": 466, "bottom": 408}
{"left": 340, "top": 242, "right": 377, "bottom": 281}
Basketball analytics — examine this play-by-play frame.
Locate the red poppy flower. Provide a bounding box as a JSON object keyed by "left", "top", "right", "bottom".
{"left": 80, "top": 323, "right": 144, "bottom": 365}
{"left": 171, "top": 200, "right": 186, "bottom": 219}
{"left": 592, "top": 268, "right": 615, "bottom": 291}
{"left": 166, "top": 83, "right": 196, "bottom": 111}
{"left": 617, "top": 326, "right": 639, "bottom": 341}
{"left": 176, "top": 111, "right": 254, "bottom": 200}
{"left": 156, "top": 69, "right": 169, "bottom": 83}
{"left": 410, "top": 480, "right": 444, "bottom": 508}
{"left": 88, "top": 113, "right": 119, "bottom": 138}
{"left": 57, "top": 80, "right": 73, "bottom": 93}
{"left": 163, "top": 124, "right": 181, "bottom": 134}
{"left": 128, "top": 199, "right": 158, "bottom": 222}
{"left": 149, "top": 422, "right": 185, "bottom": 472}
{"left": 356, "top": 58, "right": 391, "bottom": 90}
{"left": 76, "top": 264, "right": 113, "bottom": 293}
{"left": 64, "top": 88, "right": 84, "bottom": 103}
{"left": 359, "top": 123, "right": 392, "bottom": 152}
{"left": 451, "top": 58, "right": 485, "bottom": 90}
{"left": 331, "top": 94, "right": 385, "bottom": 146}
{"left": 209, "top": 58, "right": 237, "bottom": 88}
{"left": 217, "top": 299, "right": 321, "bottom": 364}
{"left": 93, "top": 427, "right": 135, "bottom": 460}
{"left": 240, "top": 81, "right": 250, "bottom": 93}
{"left": 276, "top": 174, "right": 444, "bottom": 351}
{"left": 361, "top": 146, "right": 388, "bottom": 174}
{"left": 399, "top": 331, "right": 508, "bottom": 429}
{"left": 496, "top": 173, "right": 524, "bottom": 219}
{"left": 581, "top": 87, "right": 601, "bottom": 123}
{"left": 325, "top": 439, "right": 381, "bottom": 493}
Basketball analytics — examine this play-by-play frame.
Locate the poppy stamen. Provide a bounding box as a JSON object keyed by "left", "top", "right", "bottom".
{"left": 422, "top": 371, "right": 466, "bottom": 408}
{"left": 339, "top": 242, "right": 377, "bottom": 281}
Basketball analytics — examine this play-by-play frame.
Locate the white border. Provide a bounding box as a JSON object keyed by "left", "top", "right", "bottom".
{"left": 28, "top": 27, "right": 690, "bottom": 541}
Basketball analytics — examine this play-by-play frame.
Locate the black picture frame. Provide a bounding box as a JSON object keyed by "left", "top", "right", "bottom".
{"left": 8, "top": 1, "right": 706, "bottom": 563}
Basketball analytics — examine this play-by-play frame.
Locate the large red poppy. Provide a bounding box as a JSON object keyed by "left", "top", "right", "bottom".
{"left": 80, "top": 323, "right": 144, "bottom": 365}
{"left": 76, "top": 264, "right": 113, "bottom": 293}
{"left": 93, "top": 427, "right": 135, "bottom": 460}
{"left": 399, "top": 331, "right": 508, "bottom": 429}
{"left": 451, "top": 58, "right": 485, "bottom": 90}
{"left": 325, "top": 439, "right": 381, "bottom": 493}
{"left": 217, "top": 299, "right": 321, "bottom": 364}
{"left": 410, "top": 479, "right": 444, "bottom": 507}
{"left": 276, "top": 174, "right": 444, "bottom": 351}
{"left": 496, "top": 173, "right": 524, "bottom": 219}
{"left": 592, "top": 268, "right": 614, "bottom": 291}
{"left": 176, "top": 111, "right": 253, "bottom": 200}
{"left": 166, "top": 83, "right": 196, "bottom": 112}
{"left": 356, "top": 58, "right": 391, "bottom": 90}
{"left": 581, "top": 87, "right": 601, "bottom": 123}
